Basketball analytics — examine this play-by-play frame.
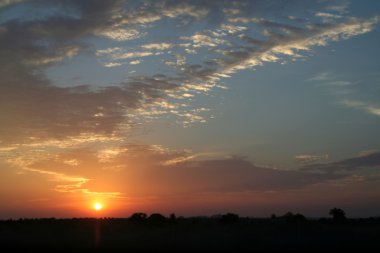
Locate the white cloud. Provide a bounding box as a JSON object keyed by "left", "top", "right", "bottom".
{"left": 228, "top": 17, "right": 252, "bottom": 23}
{"left": 341, "top": 100, "right": 380, "bottom": 117}
{"left": 211, "top": 16, "right": 380, "bottom": 81}
{"left": 104, "top": 62, "right": 122, "bottom": 67}
{"left": 295, "top": 154, "right": 329, "bottom": 163}
{"left": 308, "top": 72, "right": 335, "bottom": 82}
{"left": 63, "top": 159, "right": 79, "bottom": 166}
{"left": 0, "top": 0, "right": 25, "bottom": 8}
{"left": 24, "top": 46, "right": 81, "bottom": 66}
{"left": 96, "top": 47, "right": 154, "bottom": 60}
{"left": 161, "top": 3, "right": 208, "bottom": 19}
{"left": 96, "top": 47, "right": 121, "bottom": 56}
{"left": 358, "top": 150, "right": 379, "bottom": 157}
{"left": 367, "top": 106, "right": 380, "bottom": 116}
{"left": 316, "top": 12, "right": 343, "bottom": 21}
{"left": 130, "top": 60, "right": 141, "bottom": 65}
{"left": 181, "top": 34, "right": 229, "bottom": 47}
{"left": 220, "top": 24, "right": 248, "bottom": 34}
{"left": 309, "top": 72, "right": 378, "bottom": 117}
{"left": 98, "top": 28, "right": 145, "bottom": 41}
{"left": 119, "top": 51, "right": 154, "bottom": 59}
{"left": 141, "top": 43, "right": 173, "bottom": 50}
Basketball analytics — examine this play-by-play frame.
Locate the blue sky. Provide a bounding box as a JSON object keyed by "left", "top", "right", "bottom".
{"left": 1, "top": 0, "right": 380, "bottom": 218}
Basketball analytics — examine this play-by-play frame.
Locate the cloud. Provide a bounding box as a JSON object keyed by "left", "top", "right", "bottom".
{"left": 221, "top": 16, "right": 378, "bottom": 72}
{"left": 302, "top": 152, "right": 380, "bottom": 174}
{"left": 220, "top": 24, "right": 248, "bottom": 34}
{"left": 104, "top": 62, "right": 122, "bottom": 67}
{"left": 22, "top": 167, "right": 89, "bottom": 193}
{"left": 315, "top": 12, "right": 343, "bottom": 22}
{"left": 358, "top": 150, "right": 379, "bottom": 157}
{"left": 308, "top": 72, "right": 335, "bottom": 82}
{"left": 98, "top": 28, "right": 146, "bottom": 41}
{"left": 4, "top": 144, "right": 344, "bottom": 198}
{"left": 181, "top": 33, "right": 229, "bottom": 47}
{"left": 141, "top": 43, "right": 173, "bottom": 50}
{"left": 96, "top": 48, "right": 155, "bottom": 60}
{"left": 341, "top": 100, "right": 380, "bottom": 117}
{"left": 308, "top": 71, "right": 380, "bottom": 117}
{"left": 0, "top": 0, "right": 25, "bottom": 8}
{"left": 295, "top": 154, "right": 329, "bottom": 163}
{"left": 130, "top": 60, "right": 141, "bottom": 65}
{"left": 158, "top": 158, "right": 341, "bottom": 193}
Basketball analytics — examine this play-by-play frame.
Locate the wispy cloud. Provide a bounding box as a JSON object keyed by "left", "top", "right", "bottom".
{"left": 295, "top": 154, "right": 329, "bottom": 164}
{"left": 309, "top": 72, "right": 380, "bottom": 117}
{"left": 6, "top": 144, "right": 344, "bottom": 197}
{"left": 104, "top": 62, "right": 122, "bottom": 67}
{"left": 98, "top": 28, "right": 146, "bottom": 41}
{"left": 129, "top": 60, "right": 141, "bottom": 65}
{"left": 302, "top": 152, "right": 380, "bottom": 174}
{"left": 181, "top": 33, "right": 229, "bottom": 48}
{"left": 141, "top": 43, "right": 173, "bottom": 50}
{"left": 308, "top": 72, "right": 335, "bottom": 82}
{"left": 0, "top": 0, "right": 25, "bottom": 8}
{"left": 341, "top": 100, "right": 380, "bottom": 116}
{"left": 21, "top": 167, "right": 89, "bottom": 194}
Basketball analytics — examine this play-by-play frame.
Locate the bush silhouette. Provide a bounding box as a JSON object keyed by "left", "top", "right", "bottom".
{"left": 129, "top": 212, "right": 147, "bottom": 222}
{"left": 329, "top": 208, "right": 346, "bottom": 221}
{"left": 148, "top": 213, "right": 167, "bottom": 223}
{"left": 281, "top": 212, "right": 306, "bottom": 223}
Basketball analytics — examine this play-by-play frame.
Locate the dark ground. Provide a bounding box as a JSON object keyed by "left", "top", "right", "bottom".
{"left": 1, "top": 214, "right": 380, "bottom": 252}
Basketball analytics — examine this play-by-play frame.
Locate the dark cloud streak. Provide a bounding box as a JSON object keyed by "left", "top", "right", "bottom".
{"left": 302, "top": 152, "right": 380, "bottom": 173}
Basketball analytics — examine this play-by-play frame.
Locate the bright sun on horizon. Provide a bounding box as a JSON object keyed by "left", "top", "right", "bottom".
{"left": 94, "top": 203, "right": 103, "bottom": 211}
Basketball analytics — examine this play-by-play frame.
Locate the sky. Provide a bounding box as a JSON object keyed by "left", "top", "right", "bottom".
{"left": 1, "top": 0, "right": 380, "bottom": 219}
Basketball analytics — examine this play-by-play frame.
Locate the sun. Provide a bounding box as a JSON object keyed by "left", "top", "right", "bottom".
{"left": 94, "top": 202, "right": 103, "bottom": 211}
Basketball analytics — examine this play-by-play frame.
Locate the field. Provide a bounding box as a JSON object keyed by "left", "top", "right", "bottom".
{"left": 1, "top": 214, "right": 379, "bottom": 251}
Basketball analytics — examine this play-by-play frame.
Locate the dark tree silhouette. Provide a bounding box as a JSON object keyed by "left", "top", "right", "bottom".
{"left": 281, "top": 212, "right": 306, "bottom": 223}
{"left": 329, "top": 208, "right": 346, "bottom": 221}
{"left": 129, "top": 212, "right": 147, "bottom": 222}
{"left": 148, "top": 213, "right": 167, "bottom": 223}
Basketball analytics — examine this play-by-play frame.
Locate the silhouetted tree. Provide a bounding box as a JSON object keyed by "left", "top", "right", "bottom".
{"left": 281, "top": 212, "right": 306, "bottom": 223}
{"left": 148, "top": 213, "right": 167, "bottom": 223}
{"left": 129, "top": 212, "right": 147, "bottom": 222}
{"left": 329, "top": 208, "right": 346, "bottom": 221}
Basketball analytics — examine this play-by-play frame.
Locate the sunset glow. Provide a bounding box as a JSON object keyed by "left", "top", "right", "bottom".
{"left": 1, "top": 0, "right": 380, "bottom": 219}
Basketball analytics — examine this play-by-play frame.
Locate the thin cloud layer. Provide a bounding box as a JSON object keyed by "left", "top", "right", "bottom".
{"left": 4, "top": 144, "right": 344, "bottom": 198}
{"left": 308, "top": 72, "right": 380, "bottom": 117}
{"left": 302, "top": 152, "right": 380, "bottom": 174}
